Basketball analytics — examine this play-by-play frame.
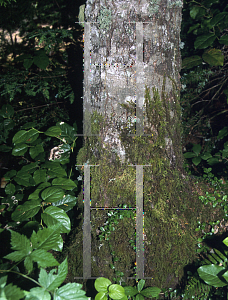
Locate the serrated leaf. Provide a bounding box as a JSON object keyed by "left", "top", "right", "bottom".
{"left": 13, "top": 130, "right": 28, "bottom": 144}
{"left": 29, "top": 144, "right": 44, "bottom": 159}
{"left": 1, "top": 282, "right": 26, "bottom": 300}
{"left": 44, "top": 126, "right": 61, "bottom": 137}
{"left": 182, "top": 55, "right": 202, "bottom": 69}
{"left": 41, "top": 207, "right": 71, "bottom": 233}
{"left": 31, "top": 226, "right": 63, "bottom": 252}
{"left": 52, "top": 194, "right": 77, "bottom": 212}
{"left": 198, "top": 264, "right": 227, "bottom": 287}
{"left": 11, "top": 200, "right": 41, "bottom": 222}
{"left": 38, "top": 258, "right": 68, "bottom": 291}
{"left": 25, "top": 287, "right": 51, "bottom": 300}
{"left": 5, "top": 183, "right": 15, "bottom": 195}
{"left": 31, "top": 249, "right": 59, "bottom": 268}
{"left": 41, "top": 187, "right": 65, "bottom": 203}
{"left": 194, "top": 33, "right": 216, "bottom": 49}
{"left": 202, "top": 49, "right": 224, "bottom": 66}
{"left": 52, "top": 178, "right": 77, "bottom": 190}
{"left": 33, "top": 169, "right": 47, "bottom": 185}
{"left": 24, "top": 256, "right": 33, "bottom": 274}
{"left": 12, "top": 143, "right": 28, "bottom": 156}
{"left": 53, "top": 282, "right": 87, "bottom": 300}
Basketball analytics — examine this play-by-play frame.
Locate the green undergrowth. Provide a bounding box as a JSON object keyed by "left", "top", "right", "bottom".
{"left": 59, "top": 79, "right": 228, "bottom": 295}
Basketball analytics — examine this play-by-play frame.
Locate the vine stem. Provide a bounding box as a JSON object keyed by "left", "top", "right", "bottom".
{"left": 0, "top": 269, "right": 41, "bottom": 287}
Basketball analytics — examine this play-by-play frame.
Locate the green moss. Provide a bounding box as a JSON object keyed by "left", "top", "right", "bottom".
{"left": 62, "top": 78, "right": 225, "bottom": 293}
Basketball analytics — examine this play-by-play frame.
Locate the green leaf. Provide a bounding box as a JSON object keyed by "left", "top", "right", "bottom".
{"left": 31, "top": 249, "right": 59, "bottom": 268}
{"left": 198, "top": 264, "right": 227, "bottom": 287}
{"left": 23, "top": 58, "right": 33, "bottom": 69}
{"left": 4, "top": 230, "right": 32, "bottom": 262}
{"left": 41, "top": 207, "right": 71, "bottom": 233}
{"left": 95, "top": 292, "right": 107, "bottom": 300}
{"left": 38, "top": 258, "right": 68, "bottom": 291}
{"left": 95, "top": 277, "right": 112, "bottom": 293}
{"left": 29, "top": 145, "right": 44, "bottom": 159}
{"left": 140, "top": 287, "right": 161, "bottom": 298}
{"left": 44, "top": 126, "right": 61, "bottom": 137}
{"left": 108, "top": 284, "right": 125, "bottom": 300}
{"left": 25, "top": 287, "right": 51, "bottom": 300}
{"left": 5, "top": 183, "right": 15, "bottom": 195}
{"left": 202, "top": 49, "right": 224, "bottom": 66}
{"left": 183, "top": 152, "right": 196, "bottom": 158}
{"left": 201, "top": 152, "right": 212, "bottom": 160}
{"left": 190, "top": 6, "right": 206, "bottom": 20}
{"left": 53, "top": 282, "right": 88, "bottom": 300}
{"left": 192, "top": 156, "right": 201, "bottom": 166}
{"left": 31, "top": 226, "right": 63, "bottom": 252}
{"left": 24, "top": 256, "right": 33, "bottom": 274}
{"left": 217, "top": 127, "right": 228, "bottom": 140}
{"left": 135, "top": 294, "right": 144, "bottom": 300}
{"left": 0, "top": 145, "right": 12, "bottom": 152}
{"left": 51, "top": 194, "right": 77, "bottom": 212}
{"left": 33, "top": 53, "right": 49, "bottom": 70}
{"left": 210, "top": 12, "right": 228, "bottom": 27}
{"left": 43, "top": 162, "right": 67, "bottom": 178}
{"left": 13, "top": 130, "right": 28, "bottom": 144}
{"left": 219, "top": 35, "right": 228, "bottom": 46}
{"left": 222, "top": 270, "right": 228, "bottom": 283}
{"left": 12, "top": 143, "right": 28, "bottom": 156}
{"left": 33, "top": 169, "right": 47, "bottom": 185}
{"left": 0, "top": 104, "right": 14, "bottom": 118}
{"left": 26, "top": 129, "right": 39, "bottom": 143}
{"left": 2, "top": 170, "right": 16, "bottom": 181}
{"left": 56, "top": 122, "right": 77, "bottom": 143}
{"left": 192, "top": 144, "right": 201, "bottom": 155}
{"left": 194, "top": 33, "right": 216, "bottom": 49}
{"left": 223, "top": 237, "right": 228, "bottom": 247}
{"left": 14, "top": 172, "right": 34, "bottom": 187}
{"left": 137, "top": 280, "right": 145, "bottom": 292}
{"left": 11, "top": 200, "right": 41, "bottom": 222}
{"left": 41, "top": 187, "right": 65, "bottom": 203}
{"left": 0, "top": 283, "right": 25, "bottom": 300}
{"left": 123, "top": 286, "right": 138, "bottom": 297}
{"left": 28, "top": 182, "right": 51, "bottom": 200}
{"left": 52, "top": 178, "right": 77, "bottom": 190}
{"left": 182, "top": 55, "right": 202, "bottom": 69}
{"left": 207, "top": 158, "right": 220, "bottom": 165}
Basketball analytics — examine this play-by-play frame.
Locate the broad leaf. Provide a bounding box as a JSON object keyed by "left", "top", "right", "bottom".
{"left": 28, "top": 182, "right": 51, "bottom": 200}
{"left": 41, "top": 187, "right": 65, "bottom": 203}
{"left": 29, "top": 144, "right": 44, "bottom": 159}
{"left": 31, "top": 249, "right": 59, "bottom": 268}
{"left": 52, "top": 194, "right": 77, "bottom": 212}
{"left": 192, "top": 144, "right": 201, "bottom": 155}
{"left": 25, "top": 287, "right": 51, "bottom": 300}
{"left": 194, "top": 33, "right": 216, "bottom": 49}
{"left": 11, "top": 200, "right": 41, "bottom": 222}
{"left": 109, "top": 284, "right": 126, "bottom": 300}
{"left": 202, "top": 49, "right": 224, "bottom": 66}
{"left": 38, "top": 258, "right": 68, "bottom": 291}
{"left": 198, "top": 264, "right": 227, "bottom": 287}
{"left": 44, "top": 126, "right": 61, "bottom": 137}
{"left": 137, "top": 280, "right": 145, "bottom": 292}
{"left": 183, "top": 152, "right": 195, "bottom": 158}
{"left": 192, "top": 156, "right": 201, "bottom": 166}
{"left": 53, "top": 282, "right": 88, "bottom": 300}
{"left": 219, "top": 35, "right": 228, "bottom": 46}
{"left": 56, "top": 122, "right": 77, "bottom": 143}
{"left": 41, "top": 207, "right": 71, "bottom": 233}
{"left": 12, "top": 143, "right": 28, "bottom": 156}
{"left": 23, "top": 58, "right": 33, "bottom": 69}
{"left": 182, "top": 55, "right": 202, "bottom": 69}
{"left": 33, "top": 53, "right": 49, "bottom": 70}
{"left": 140, "top": 287, "right": 161, "bottom": 298}
{"left": 26, "top": 129, "right": 39, "bottom": 143}
{"left": 95, "top": 277, "right": 112, "bottom": 293}
{"left": 31, "top": 226, "right": 63, "bottom": 252}
{"left": 12, "top": 130, "right": 28, "bottom": 144}
{"left": 33, "top": 169, "right": 47, "bottom": 185}
{"left": 0, "top": 104, "right": 14, "bottom": 118}
{"left": 43, "top": 162, "right": 67, "bottom": 178}
{"left": 123, "top": 286, "right": 138, "bottom": 297}
{"left": 52, "top": 178, "right": 77, "bottom": 190}
{"left": 0, "top": 283, "right": 25, "bottom": 300}
{"left": 5, "top": 183, "right": 15, "bottom": 195}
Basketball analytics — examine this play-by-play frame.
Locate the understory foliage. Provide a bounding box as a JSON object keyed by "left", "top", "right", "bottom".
{"left": 1, "top": 0, "right": 228, "bottom": 299}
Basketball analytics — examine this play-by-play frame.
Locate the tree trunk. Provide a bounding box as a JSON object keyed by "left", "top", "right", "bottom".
{"left": 65, "top": 0, "right": 221, "bottom": 293}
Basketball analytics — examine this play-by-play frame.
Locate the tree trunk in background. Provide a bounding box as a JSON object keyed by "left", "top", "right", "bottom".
{"left": 72, "top": 0, "right": 202, "bottom": 291}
